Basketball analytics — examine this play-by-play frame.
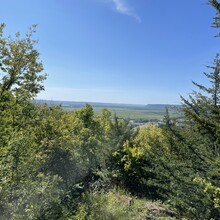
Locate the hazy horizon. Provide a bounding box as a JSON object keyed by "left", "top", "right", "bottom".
{"left": 35, "top": 97, "right": 182, "bottom": 106}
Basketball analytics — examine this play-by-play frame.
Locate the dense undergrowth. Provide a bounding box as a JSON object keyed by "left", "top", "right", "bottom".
{"left": 1, "top": 1, "right": 220, "bottom": 219}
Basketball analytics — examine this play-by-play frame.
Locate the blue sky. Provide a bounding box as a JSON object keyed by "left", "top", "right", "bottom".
{"left": 1, "top": 0, "right": 220, "bottom": 104}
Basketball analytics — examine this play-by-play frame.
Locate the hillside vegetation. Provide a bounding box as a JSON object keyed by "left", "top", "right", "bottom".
{"left": 1, "top": 1, "right": 220, "bottom": 219}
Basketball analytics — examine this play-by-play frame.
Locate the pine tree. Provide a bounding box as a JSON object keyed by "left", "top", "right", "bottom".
{"left": 181, "top": 54, "right": 220, "bottom": 155}
{"left": 210, "top": 0, "right": 220, "bottom": 35}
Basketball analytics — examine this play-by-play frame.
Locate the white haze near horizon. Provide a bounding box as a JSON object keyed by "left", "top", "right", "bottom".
{"left": 37, "top": 87, "right": 182, "bottom": 105}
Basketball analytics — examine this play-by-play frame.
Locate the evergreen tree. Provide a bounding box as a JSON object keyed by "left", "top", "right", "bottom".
{"left": 210, "top": 0, "right": 220, "bottom": 32}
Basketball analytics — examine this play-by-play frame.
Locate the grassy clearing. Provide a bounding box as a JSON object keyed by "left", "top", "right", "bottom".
{"left": 94, "top": 107, "right": 181, "bottom": 120}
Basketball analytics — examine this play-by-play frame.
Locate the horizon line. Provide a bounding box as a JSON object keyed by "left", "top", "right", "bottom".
{"left": 34, "top": 98, "right": 182, "bottom": 106}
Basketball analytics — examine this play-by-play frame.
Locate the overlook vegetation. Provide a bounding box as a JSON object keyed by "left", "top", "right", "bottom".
{"left": 35, "top": 100, "right": 182, "bottom": 122}
{"left": 1, "top": 0, "right": 220, "bottom": 219}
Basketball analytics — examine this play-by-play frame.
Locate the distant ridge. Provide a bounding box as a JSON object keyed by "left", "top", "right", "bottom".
{"left": 34, "top": 99, "right": 181, "bottom": 110}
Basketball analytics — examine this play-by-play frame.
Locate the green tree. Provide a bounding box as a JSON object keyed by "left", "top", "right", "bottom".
{"left": 110, "top": 124, "right": 170, "bottom": 200}
{"left": 0, "top": 23, "right": 46, "bottom": 100}
{"left": 210, "top": 0, "right": 220, "bottom": 33}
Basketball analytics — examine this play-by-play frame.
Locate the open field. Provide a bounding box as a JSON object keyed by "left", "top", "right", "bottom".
{"left": 35, "top": 100, "right": 182, "bottom": 122}
{"left": 92, "top": 106, "right": 181, "bottom": 121}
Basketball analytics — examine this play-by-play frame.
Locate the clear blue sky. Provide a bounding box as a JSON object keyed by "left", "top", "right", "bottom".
{"left": 1, "top": 0, "right": 220, "bottom": 104}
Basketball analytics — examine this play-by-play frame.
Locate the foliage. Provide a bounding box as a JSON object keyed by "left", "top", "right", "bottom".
{"left": 72, "top": 188, "right": 176, "bottom": 220}
{"left": 0, "top": 28, "right": 131, "bottom": 217}
{"left": 210, "top": 0, "right": 220, "bottom": 35}
{"left": 194, "top": 178, "right": 220, "bottom": 209}
{"left": 0, "top": 23, "right": 46, "bottom": 100}
{"left": 110, "top": 124, "right": 170, "bottom": 200}
{"left": 0, "top": 25, "right": 124, "bottom": 219}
